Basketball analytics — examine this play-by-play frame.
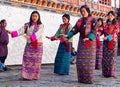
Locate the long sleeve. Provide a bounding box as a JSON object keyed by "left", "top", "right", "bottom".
{"left": 111, "top": 23, "right": 119, "bottom": 35}
{"left": 55, "top": 24, "right": 73, "bottom": 39}
{"left": 54, "top": 27, "right": 61, "bottom": 38}
{"left": 51, "top": 24, "right": 73, "bottom": 42}
{"left": 0, "top": 29, "right": 3, "bottom": 43}
{"left": 65, "top": 24, "right": 73, "bottom": 42}
{"left": 11, "top": 25, "right": 26, "bottom": 38}
{"left": 67, "top": 24, "right": 73, "bottom": 33}
{"left": 111, "top": 23, "right": 119, "bottom": 40}
{"left": 0, "top": 28, "right": 9, "bottom": 45}
{"left": 104, "top": 22, "right": 119, "bottom": 41}
{"left": 2, "top": 33, "right": 9, "bottom": 45}
{"left": 67, "top": 21, "right": 80, "bottom": 39}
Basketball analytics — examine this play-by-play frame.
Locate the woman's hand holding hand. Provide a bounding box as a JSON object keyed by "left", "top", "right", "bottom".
{"left": 60, "top": 34, "right": 67, "bottom": 38}
{"left": 46, "top": 36, "right": 51, "bottom": 39}
{"left": 24, "top": 35, "right": 30, "bottom": 39}
{"left": 6, "top": 30, "right": 12, "bottom": 34}
{"left": 83, "top": 38, "right": 89, "bottom": 42}
{"left": 104, "top": 37, "right": 107, "bottom": 40}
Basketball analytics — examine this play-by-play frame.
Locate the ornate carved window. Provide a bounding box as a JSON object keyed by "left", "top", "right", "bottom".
{"left": 99, "top": 0, "right": 111, "bottom": 6}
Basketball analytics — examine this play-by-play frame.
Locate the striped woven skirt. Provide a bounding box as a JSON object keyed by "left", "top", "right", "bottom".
{"left": 22, "top": 42, "right": 43, "bottom": 80}
{"left": 95, "top": 41, "right": 103, "bottom": 69}
{"left": 76, "top": 38, "right": 96, "bottom": 84}
{"left": 54, "top": 42, "right": 72, "bottom": 75}
{"left": 102, "top": 41, "right": 117, "bottom": 77}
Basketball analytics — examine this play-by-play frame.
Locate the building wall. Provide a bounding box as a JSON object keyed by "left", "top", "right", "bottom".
{"left": 0, "top": 4, "right": 79, "bottom": 65}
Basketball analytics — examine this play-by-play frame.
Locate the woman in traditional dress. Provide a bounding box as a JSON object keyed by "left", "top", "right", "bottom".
{"left": 95, "top": 18, "right": 104, "bottom": 70}
{"left": 7, "top": 11, "right": 44, "bottom": 80}
{"left": 46, "top": 14, "right": 73, "bottom": 75}
{"left": 0, "top": 19, "right": 9, "bottom": 71}
{"left": 102, "top": 11, "right": 119, "bottom": 77}
{"left": 61, "top": 5, "right": 96, "bottom": 84}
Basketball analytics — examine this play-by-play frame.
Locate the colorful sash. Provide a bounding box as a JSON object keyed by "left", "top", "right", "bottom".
{"left": 85, "top": 16, "right": 93, "bottom": 36}
{"left": 24, "top": 23, "right": 39, "bottom": 49}
{"left": 60, "top": 23, "right": 70, "bottom": 52}
{"left": 107, "top": 24, "right": 115, "bottom": 50}
{"left": 76, "top": 16, "right": 94, "bottom": 37}
{"left": 108, "top": 40, "right": 114, "bottom": 50}
{"left": 84, "top": 40, "right": 92, "bottom": 48}
{"left": 108, "top": 24, "right": 115, "bottom": 34}
{"left": 76, "top": 16, "right": 94, "bottom": 48}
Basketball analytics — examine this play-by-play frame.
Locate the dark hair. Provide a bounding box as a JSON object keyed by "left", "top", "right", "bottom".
{"left": 107, "top": 11, "right": 117, "bottom": 24}
{"left": 80, "top": 5, "right": 91, "bottom": 16}
{"left": 107, "top": 11, "right": 116, "bottom": 16}
{"left": 97, "top": 18, "right": 103, "bottom": 26}
{"left": 0, "top": 19, "right": 6, "bottom": 24}
{"left": 29, "top": 11, "right": 42, "bottom": 27}
{"left": 62, "top": 14, "right": 70, "bottom": 21}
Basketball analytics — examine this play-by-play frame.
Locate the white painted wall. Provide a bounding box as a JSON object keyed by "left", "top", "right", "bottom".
{"left": 0, "top": 4, "right": 79, "bottom": 65}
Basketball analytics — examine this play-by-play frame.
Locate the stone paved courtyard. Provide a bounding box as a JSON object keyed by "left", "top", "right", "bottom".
{"left": 0, "top": 56, "right": 120, "bottom": 87}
